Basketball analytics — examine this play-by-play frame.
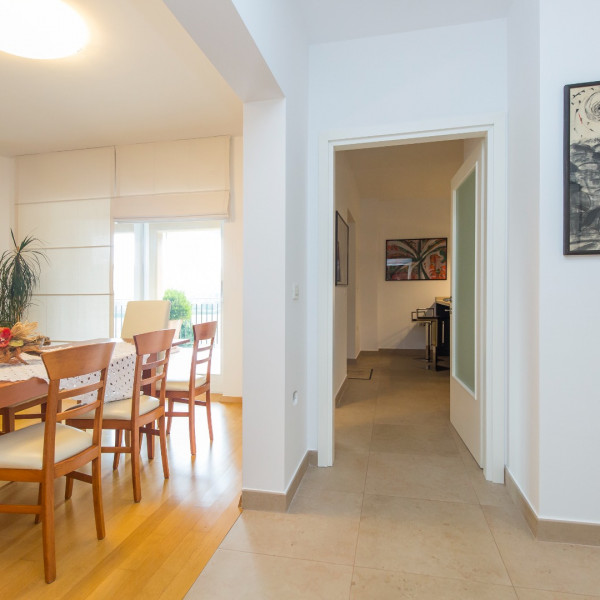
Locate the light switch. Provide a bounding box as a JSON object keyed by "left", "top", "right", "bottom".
{"left": 292, "top": 283, "right": 300, "bottom": 300}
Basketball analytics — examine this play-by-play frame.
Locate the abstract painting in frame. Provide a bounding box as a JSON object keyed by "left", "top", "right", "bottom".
{"left": 335, "top": 211, "right": 349, "bottom": 286}
{"left": 564, "top": 80, "right": 600, "bottom": 254}
{"left": 385, "top": 238, "right": 447, "bottom": 281}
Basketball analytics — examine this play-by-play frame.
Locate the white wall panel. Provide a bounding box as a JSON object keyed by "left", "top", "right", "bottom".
{"left": 27, "top": 295, "right": 110, "bottom": 342}
{"left": 16, "top": 148, "right": 114, "bottom": 203}
{"left": 116, "top": 137, "right": 230, "bottom": 196}
{"left": 17, "top": 198, "right": 111, "bottom": 247}
{"left": 38, "top": 247, "right": 110, "bottom": 295}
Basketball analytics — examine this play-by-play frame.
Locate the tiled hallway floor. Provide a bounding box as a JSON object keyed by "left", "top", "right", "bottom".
{"left": 186, "top": 352, "right": 600, "bottom": 599}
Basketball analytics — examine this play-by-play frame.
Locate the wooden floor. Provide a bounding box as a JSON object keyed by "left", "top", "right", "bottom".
{"left": 0, "top": 402, "right": 242, "bottom": 599}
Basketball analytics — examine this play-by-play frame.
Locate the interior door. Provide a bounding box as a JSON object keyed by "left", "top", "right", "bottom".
{"left": 450, "top": 146, "right": 483, "bottom": 466}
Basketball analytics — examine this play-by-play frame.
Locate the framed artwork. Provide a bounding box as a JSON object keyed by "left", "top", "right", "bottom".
{"left": 335, "top": 211, "right": 349, "bottom": 286}
{"left": 385, "top": 238, "right": 447, "bottom": 281}
{"left": 564, "top": 80, "right": 600, "bottom": 254}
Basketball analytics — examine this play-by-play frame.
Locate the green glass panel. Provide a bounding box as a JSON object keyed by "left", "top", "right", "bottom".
{"left": 454, "top": 170, "right": 476, "bottom": 393}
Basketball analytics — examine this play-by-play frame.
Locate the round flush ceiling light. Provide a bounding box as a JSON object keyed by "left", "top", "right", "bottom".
{"left": 0, "top": 0, "right": 89, "bottom": 60}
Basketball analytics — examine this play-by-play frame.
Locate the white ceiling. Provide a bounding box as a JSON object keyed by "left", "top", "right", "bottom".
{"left": 0, "top": 0, "right": 243, "bottom": 156}
{"left": 0, "top": 0, "right": 511, "bottom": 157}
{"left": 302, "top": 0, "right": 510, "bottom": 44}
{"left": 342, "top": 140, "right": 465, "bottom": 203}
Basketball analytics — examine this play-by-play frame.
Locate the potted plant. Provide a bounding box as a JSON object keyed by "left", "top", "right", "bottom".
{"left": 0, "top": 230, "right": 47, "bottom": 327}
{"left": 162, "top": 288, "right": 192, "bottom": 340}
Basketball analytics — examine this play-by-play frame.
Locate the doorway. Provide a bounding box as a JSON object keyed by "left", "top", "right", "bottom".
{"left": 317, "top": 116, "right": 507, "bottom": 483}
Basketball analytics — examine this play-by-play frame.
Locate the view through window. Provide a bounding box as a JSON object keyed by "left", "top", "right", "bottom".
{"left": 113, "top": 221, "right": 222, "bottom": 372}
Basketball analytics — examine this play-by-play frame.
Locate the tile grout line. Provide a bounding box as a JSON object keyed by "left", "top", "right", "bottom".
{"left": 347, "top": 362, "right": 378, "bottom": 599}
{"left": 480, "top": 495, "right": 519, "bottom": 595}
{"left": 447, "top": 383, "right": 518, "bottom": 595}
{"left": 348, "top": 356, "right": 518, "bottom": 595}
{"left": 443, "top": 394, "right": 519, "bottom": 593}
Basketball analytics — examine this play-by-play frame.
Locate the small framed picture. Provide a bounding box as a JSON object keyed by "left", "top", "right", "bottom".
{"left": 564, "top": 80, "right": 600, "bottom": 254}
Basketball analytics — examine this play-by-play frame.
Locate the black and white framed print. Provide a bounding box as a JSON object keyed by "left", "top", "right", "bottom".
{"left": 564, "top": 80, "right": 600, "bottom": 254}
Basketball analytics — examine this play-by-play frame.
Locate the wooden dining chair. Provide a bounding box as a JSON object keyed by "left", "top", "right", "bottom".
{"left": 0, "top": 387, "right": 47, "bottom": 434}
{"left": 0, "top": 341, "right": 115, "bottom": 583}
{"left": 66, "top": 329, "right": 175, "bottom": 503}
{"left": 162, "top": 321, "right": 217, "bottom": 455}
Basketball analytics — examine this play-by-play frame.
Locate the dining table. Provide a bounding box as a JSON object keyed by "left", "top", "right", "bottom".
{"left": 0, "top": 336, "right": 189, "bottom": 433}
{"left": 0, "top": 339, "right": 137, "bottom": 433}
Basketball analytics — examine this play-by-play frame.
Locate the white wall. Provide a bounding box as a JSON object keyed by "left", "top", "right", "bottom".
{"left": 167, "top": 2, "right": 600, "bottom": 525}
{"left": 346, "top": 212, "right": 359, "bottom": 360}
{"left": 506, "top": 0, "right": 600, "bottom": 524}
{"left": 333, "top": 151, "right": 361, "bottom": 395}
{"left": 307, "top": 20, "right": 507, "bottom": 447}
{"left": 373, "top": 199, "right": 452, "bottom": 349}
{"left": 506, "top": 0, "right": 541, "bottom": 513}
{"left": 358, "top": 198, "right": 379, "bottom": 351}
{"left": 351, "top": 143, "right": 463, "bottom": 352}
{"left": 164, "top": 0, "right": 309, "bottom": 498}
{"left": 242, "top": 99, "right": 287, "bottom": 492}
{"left": 537, "top": 0, "right": 600, "bottom": 523}
{"left": 0, "top": 156, "right": 15, "bottom": 253}
{"left": 229, "top": 1, "right": 310, "bottom": 493}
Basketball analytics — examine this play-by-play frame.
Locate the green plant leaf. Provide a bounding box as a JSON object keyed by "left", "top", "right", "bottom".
{"left": 0, "top": 229, "right": 48, "bottom": 325}
{"left": 162, "top": 289, "right": 192, "bottom": 320}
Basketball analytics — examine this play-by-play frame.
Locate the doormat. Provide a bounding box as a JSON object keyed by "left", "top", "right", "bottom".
{"left": 347, "top": 368, "right": 373, "bottom": 380}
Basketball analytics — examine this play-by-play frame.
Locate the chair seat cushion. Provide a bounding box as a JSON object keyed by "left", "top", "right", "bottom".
{"left": 0, "top": 423, "right": 93, "bottom": 470}
{"left": 72, "top": 395, "right": 160, "bottom": 421}
{"left": 158, "top": 372, "right": 207, "bottom": 393}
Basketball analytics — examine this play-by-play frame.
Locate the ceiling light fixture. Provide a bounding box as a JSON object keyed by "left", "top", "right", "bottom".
{"left": 0, "top": 0, "right": 89, "bottom": 60}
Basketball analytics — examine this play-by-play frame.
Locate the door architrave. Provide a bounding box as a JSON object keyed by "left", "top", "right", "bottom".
{"left": 316, "top": 114, "right": 507, "bottom": 483}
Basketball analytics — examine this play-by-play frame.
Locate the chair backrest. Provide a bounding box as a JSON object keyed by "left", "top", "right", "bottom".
{"left": 131, "top": 329, "right": 176, "bottom": 413}
{"left": 191, "top": 321, "right": 217, "bottom": 387}
{"left": 120, "top": 300, "right": 171, "bottom": 340}
{"left": 41, "top": 342, "right": 116, "bottom": 464}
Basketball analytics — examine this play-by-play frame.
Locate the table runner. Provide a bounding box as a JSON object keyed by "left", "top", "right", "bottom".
{"left": 0, "top": 341, "right": 136, "bottom": 403}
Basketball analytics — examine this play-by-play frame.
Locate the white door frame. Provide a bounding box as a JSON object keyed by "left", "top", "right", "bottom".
{"left": 316, "top": 114, "right": 507, "bottom": 483}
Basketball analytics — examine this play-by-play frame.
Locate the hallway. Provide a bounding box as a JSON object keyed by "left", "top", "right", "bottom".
{"left": 187, "top": 352, "right": 600, "bottom": 599}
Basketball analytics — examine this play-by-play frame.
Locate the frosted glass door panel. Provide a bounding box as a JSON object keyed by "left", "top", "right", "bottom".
{"left": 453, "top": 169, "right": 476, "bottom": 393}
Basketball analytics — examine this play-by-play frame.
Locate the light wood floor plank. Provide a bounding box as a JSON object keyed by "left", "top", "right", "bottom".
{"left": 0, "top": 402, "right": 242, "bottom": 599}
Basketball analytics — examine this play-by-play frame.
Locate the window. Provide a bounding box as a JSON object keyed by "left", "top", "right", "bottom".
{"left": 113, "top": 221, "right": 222, "bottom": 371}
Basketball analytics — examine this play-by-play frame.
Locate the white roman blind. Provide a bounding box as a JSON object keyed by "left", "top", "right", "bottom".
{"left": 113, "top": 136, "right": 230, "bottom": 220}
{"left": 15, "top": 147, "right": 114, "bottom": 341}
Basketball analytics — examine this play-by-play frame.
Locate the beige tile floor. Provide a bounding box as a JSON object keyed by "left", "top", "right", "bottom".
{"left": 185, "top": 352, "right": 600, "bottom": 599}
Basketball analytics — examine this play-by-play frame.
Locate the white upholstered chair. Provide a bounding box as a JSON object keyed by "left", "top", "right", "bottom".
{"left": 120, "top": 300, "right": 170, "bottom": 340}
